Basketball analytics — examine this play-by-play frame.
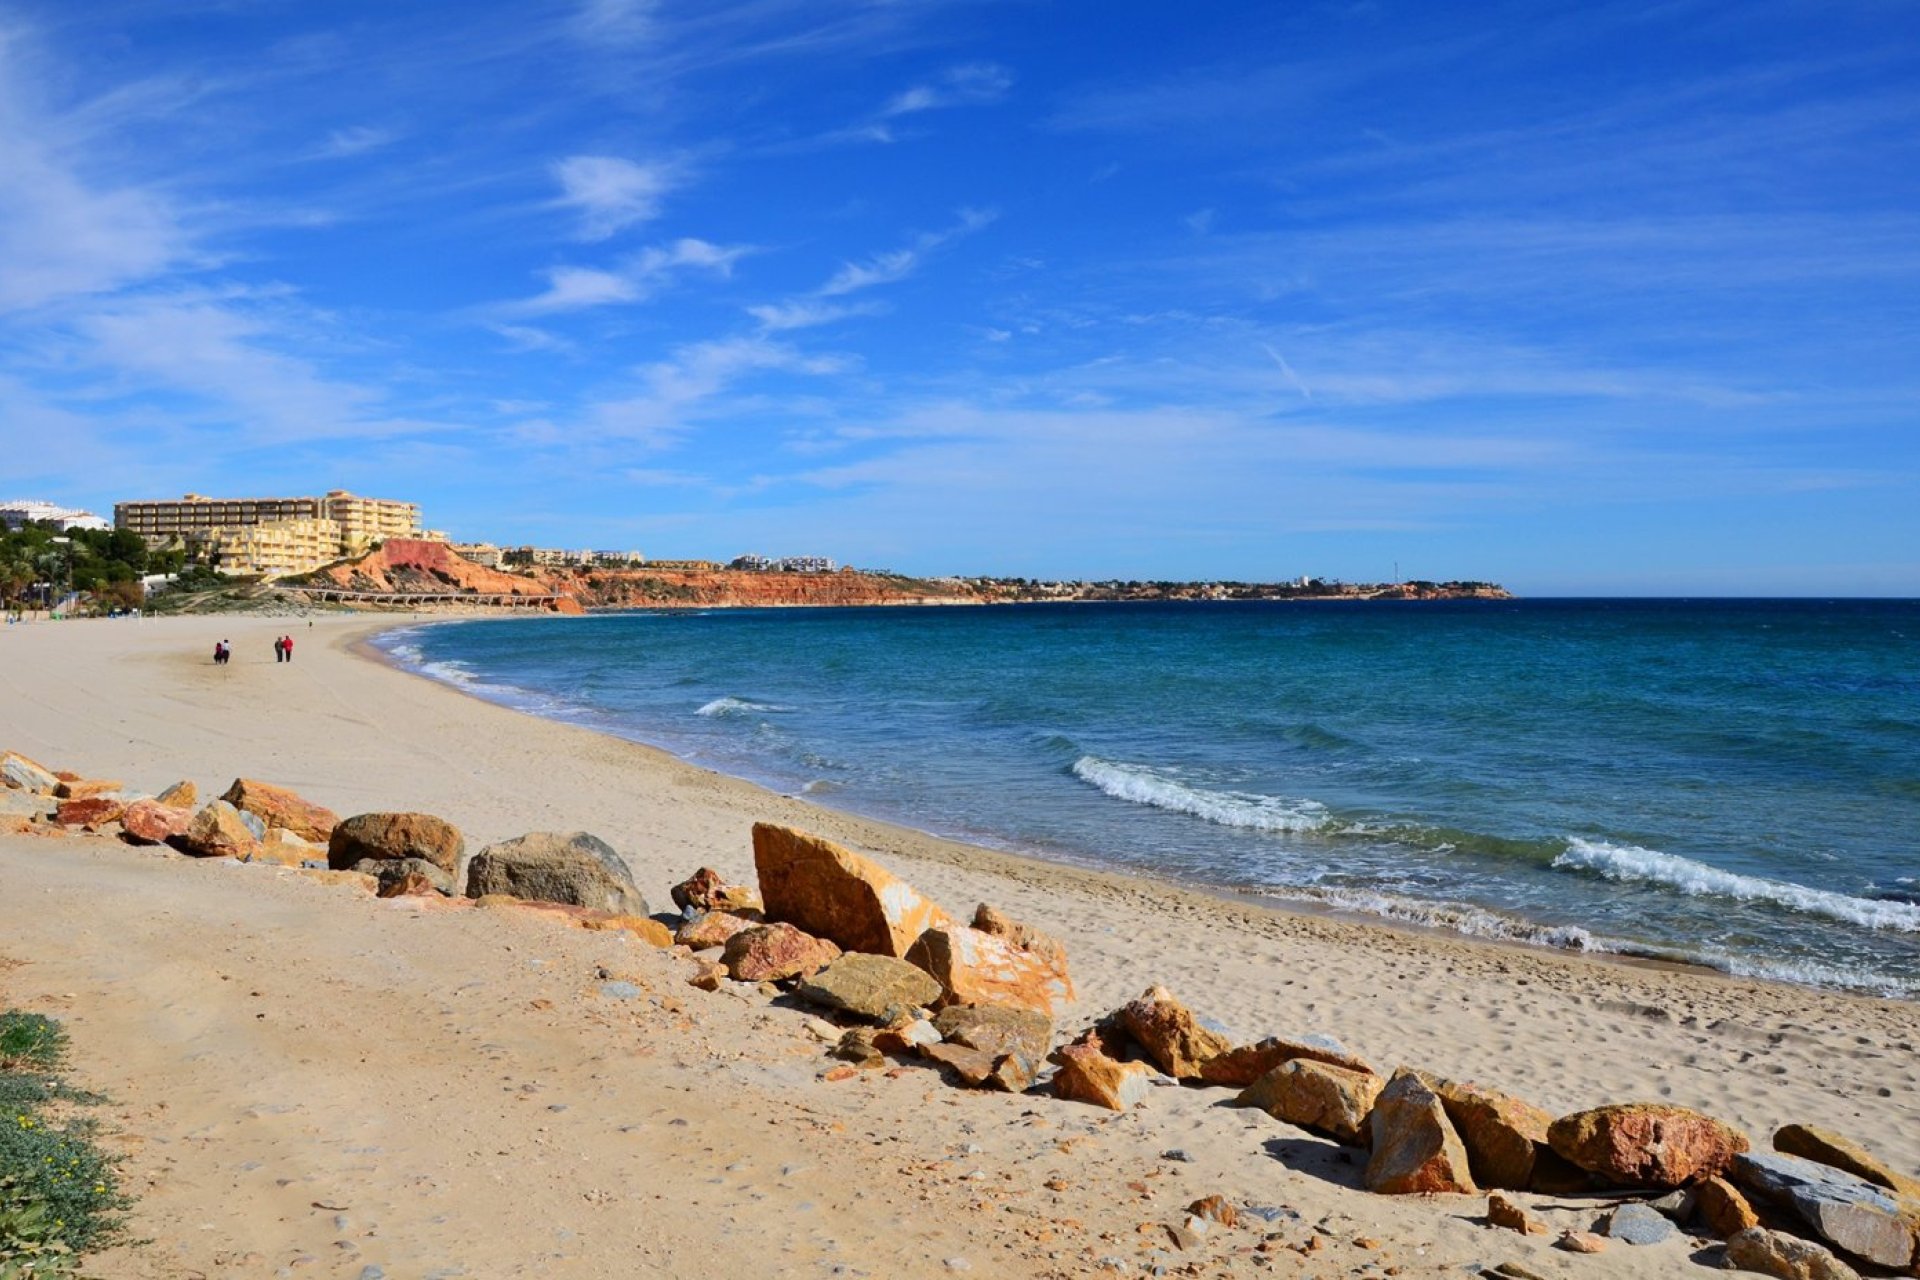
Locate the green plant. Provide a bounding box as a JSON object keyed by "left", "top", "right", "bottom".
{"left": 0, "top": 1017, "right": 64, "bottom": 1074}
{"left": 0, "top": 1013, "right": 127, "bottom": 1271}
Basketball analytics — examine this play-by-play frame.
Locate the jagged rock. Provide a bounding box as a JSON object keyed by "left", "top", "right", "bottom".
{"left": 675, "top": 910, "right": 761, "bottom": 950}
{"left": 378, "top": 872, "right": 439, "bottom": 898}
{"left": 797, "top": 952, "right": 943, "bottom": 1021}
{"left": 1547, "top": 1103, "right": 1748, "bottom": 1188}
{"left": 1238, "top": 1058, "right": 1384, "bottom": 1146}
{"left": 1364, "top": 1069, "right": 1478, "bottom": 1196}
{"left": 971, "top": 903, "right": 1074, "bottom": 996}
{"left": 1732, "top": 1152, "right": 1920, "bottom": 1270}
{"left": 464, "top": 831, "right": 646, "bottom": 914}
{"left": 722, "top": 922, "right": 841, "bottom": 982}
{"left": 1774, "top": 1125, "right": 1920, "bottom": 1201}
{"left": 905, "top": 925, "right": 1073, "bottom": 1016}
{"left": 1200, "top": 1034, "right": 1376, "bottom": 1087}
{"left": 751, "top": 822, "right": 951, "bottom": 957}
{"left": 831, "top": 1028, "right": 886, "bottom": 1067}
{"left": 178, "top": 800, "right": 263, "bottom": 859}
{"left": 1724, "top": 1226, "right": 1862, "bottom": 1280}
{"left": 670, "top": 867, "right": 762, "bottom": 914}
{"left": 155, "top": 780, "right": 197, "bottom": 810}
{"left": 1556, "top": 1231, "right": 1605, "bottom": 1253}
{"left": 220, "top": 778, "right": 339, "bottom": 843}
{"left": 350, "top": 857, "right": 453, "bottom": 896}
{"left": 1120, "top": 986, "right": 1233, "bottom": 1080}
{"left": 55, "top": 796, "right": 124, "bottom": 828}
{"left": 873, "top": 1013, "right": 942, "bottom": 1054}
{"left": 329, "top": 812, "right": 464, "bottom": 876}
{"left": 54, "top": 778, "right": 121, "bottom": 800}
{"left": 121, "top": 798, "right": 191, "bottom": 845}
{"left": 0, "top": 790, "right": 54, "bottom": 819}
{"left": 688, "top": 961, "right": 727, "bottom": 991}
{"left": 1051, "top": 1042, "right": 1155, "bottom": 1112}
{"left": 1421, "top": 1076, "right": 1555, "bottom": 1191}
{"left": 1603, "top": 1202, "right": 1676, "bottom": 1245}
{"left": 1487, "top": 1193, "right": 1546, "bottom": 1235}
{"left": 1187, "top": 1196, "right": 1237, "bottom": 1228}
{"left": 0, "top": 752, "right": 59, "bottom": 794}
{"left": 1698, "top": 1175, "right": 1762, "bottom": 1238}
{"left": 922, "top": 1041, "right": 1000, "bottom": 1087}
{"left": 934, "top": 1003, "right": 1052, "bottom": 1092}
{"left": 579, "top": 914, "right": 673, "bottom": 946}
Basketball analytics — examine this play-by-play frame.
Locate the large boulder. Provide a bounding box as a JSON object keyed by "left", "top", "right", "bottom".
{"left": 220, "top": 778, "right": 339, "bottom": 843}
{"left": 796, "top": 953, "right": 943, "bottom": 1021}
{"left": 254, "top": 829, "right": 326, "bottom": 868}
{"left": 751, "top": 822, "right": 951, "bottom": 957}
{"left": 971, "top": 903, "right": 1074, "bottom": 996}
{"left": 1547, "top": 1103, "right": 1748, "bottom": 1188}
{"left": 1724, "top": 1226, "right": 1862, "bottom": 1280}
{"left": 1200, "top": 1033, "right": 1376, "bottom": 1087}
{"left": 463, "top": 831, "right": 647, "bottom": 915}
{"left": 178, "top": 800, "right": 263, "bottom": 859}
{"left": 1698, "top": 1174, "right": 1762, "bottom": 1238}
{"left": 1364, "top": 1069, "right": 1478, "bottom": 1196}
{"left": 351, "top": 857, "right": 454, "bottom": 896}
{"left": 0, "top": 752, "right": 59, "bottom": 794}
{"left": 904, "top": 925, "right": 1073, "bottom": 1016}
{"left": 155, "top": 780, "right": 197, "bottom": 810}
{"left": 1732, "top": 1152, "right": 1920, "bottom": 1271}
{"left": 1774, "top": 1125, "right": 1920, "bottom": 1202}
{"left": 722, "top": 923, "right": 841, "bottom": 982}
{"left": 328, "top": 812, "right": 465, "bottom": 877}
{"left": 1051, "top": 1042, "right": 1154, "bottom": 1112}
{"left": 933, "top": 1004, "right": 1052, "bottom": 1092}
{"left": 670, "top": 867, "right": 762, "bottom": 914}
{"left": 55, "top": 796, "right": 125, "bottom": 829}
{"left": 1119, "top": 986, "right": 1232, "bottom": 1080}
{"left": 121, "top": 798, "right": 191, "bottom": 845}
{"left": 1424, "top": 1076, "right": 1555, "bottom": 1191}
{"left": 1238, "top": 1058, "right": 1383, "bottom": 1146}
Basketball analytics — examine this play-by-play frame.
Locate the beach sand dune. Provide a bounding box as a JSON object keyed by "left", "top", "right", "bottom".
{"left": 2, "top": 615, "right": 1916, "bottom": 1278}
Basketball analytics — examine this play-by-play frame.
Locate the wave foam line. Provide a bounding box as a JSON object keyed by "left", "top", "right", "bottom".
{"left": 1554, "top": 838, "right": 1920, "bottom": 933}
{"left": 1071, "top": 756, "right": 1328, "bottom": 832}
{"left": 696, "top": 696, "right": 791, "bottom": 718}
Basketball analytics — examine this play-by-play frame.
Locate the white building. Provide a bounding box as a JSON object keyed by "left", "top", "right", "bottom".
{"left": 0, "top": 500, "right": 110, "bottom": 532}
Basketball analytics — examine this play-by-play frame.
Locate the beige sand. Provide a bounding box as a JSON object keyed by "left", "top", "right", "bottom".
{"left": 2, "top": 613, "right": 1915, "bottom": 1278}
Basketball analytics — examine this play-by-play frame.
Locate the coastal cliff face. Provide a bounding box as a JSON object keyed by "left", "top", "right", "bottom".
{"left": 552, "top": 567, "right": 985, "bottom": 609}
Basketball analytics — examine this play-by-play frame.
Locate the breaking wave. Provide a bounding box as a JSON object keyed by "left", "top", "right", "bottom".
{"left": 1071, "top": 756, "right": 1329, "bottom": 832}
{"left": 696, "top": 696, "right": 791, "bottom": 718}
{"left": 1553, "top": 839, "right": 1920, "bottom": 932}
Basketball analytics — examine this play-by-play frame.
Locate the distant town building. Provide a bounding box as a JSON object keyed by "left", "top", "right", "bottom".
{"left": 451, "top": 541, "right": 505, "bottom": 569}
{"left": 730, "top": 553, "right": 836, "bottom": 573}
{"left": 114, "top": 490, "right": 422, "bottom": 578}
{"left": 0, "top": 499, "right": 111, "bottom": 531}
{"left": 729, "top": 553, "right": 773, "bottom": 571}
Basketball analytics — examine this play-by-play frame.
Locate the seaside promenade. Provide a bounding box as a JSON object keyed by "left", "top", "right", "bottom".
{"left": 2, "top": 615, "right": 1916, "bottom": 1277}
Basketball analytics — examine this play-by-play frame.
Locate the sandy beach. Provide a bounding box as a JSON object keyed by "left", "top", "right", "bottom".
{"left": 3, "top": 612, "right": 1917, "bottom": 1279}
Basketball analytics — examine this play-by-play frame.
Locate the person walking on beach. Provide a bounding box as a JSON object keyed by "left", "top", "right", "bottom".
{"left": 282, "top": 633, "right": 294, "bottom": 663}
{"left": 273, "top": 635, "right": 285, "bottom": 663}
{"left": 213, "top": 640, "right": 223, "bottom": 665}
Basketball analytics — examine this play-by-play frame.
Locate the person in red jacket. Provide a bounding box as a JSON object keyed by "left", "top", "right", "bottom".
{"left": 282, "top": 633, "right": 293, "bottom": 662}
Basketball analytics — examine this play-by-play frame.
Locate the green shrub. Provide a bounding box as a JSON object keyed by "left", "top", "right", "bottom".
{"left": 0, "top": 1014, "right": 127, "bottom": 1271}
{"left": 0, "top": 1017, "right": 64, "bottom": 1074}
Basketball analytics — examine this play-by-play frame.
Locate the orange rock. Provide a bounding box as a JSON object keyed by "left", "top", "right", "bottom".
{"left": 1200, "top": 1035, "right": 1376, "bottom": 1087}
{"left": 971, "top": 903, "right": 1073, "bottom": 996}
{"left": 1120, "top": 986, "right": 1232, "bottom": 1080}
{"left": 1547, "top": 1103, "right": 1748, "bottom": 1188}
{"left": 581, "top": 914, "right": 674, "bottom": 946}
{"left": 675, "top": 910, "right": 761, "bottom": 949}
{"left": 1426, "top": 1076, "right": 1555, "bottom": 1191}
{"left": 156, "top": 780, "right": 197, "bottom": 810}
{"left": 54, "top": 778, "right": 122, "bottom": 801}
{"left": 1051, "top": 1042, "right": 1154, "bottom": 1112}
{"left": 328, "top": 811, "right": 464, "bottom": 876}
{"left": 294, "top": 867, "right": 379, "bottom": 893}
{"left": 1556, "top": 1231, "right": 1606, "bottom": 1254}
{"left": 752, "top": 822, "right": 951, "bottom": 957}
{"left": 378, "top": 872, "right": 439, "bottom": 898}
{"left": 1697, "top": 1174, "right": 1761, "bottom": 1238}
{"left": 1487, "top": 1192, "right": 1547, "bottom": 1235}
{"left": 904, "top": 925, "right": 1073, "bottom": 1016}
{"left": 252, "top": 829, "right": 323, "bottom": 867}
{"left": 671, "top": 867, "right": 763, "bottom": 914}
{"left": 55, "top": 795, "right": 125, "bottom": 829}
{"left": 688, "top": 962, "right": 727, "bottom": 991}
{"left": 179, "top": 801, "right": 261, "bottom": 859}
{"left": 1238, "top": 1058, "right": 1384, "bottom": 1146}
{"left": 1187, "top": 1196, "right": 1237, "bottom": 1228}
{"left": 1365, "top": 1069, "right": 1478, "bottom": 1196}
{"left": 121, "top": 798, "right": 191, "bottom": 845}
{"left": 1773, "top": 1125, "right": 1920, "bottom": 1201}
{"left": 722, "top": 922, "right": 842, "bottom": 982}
{"left": 221, "top": 778, "right": 340, "bottom": 843}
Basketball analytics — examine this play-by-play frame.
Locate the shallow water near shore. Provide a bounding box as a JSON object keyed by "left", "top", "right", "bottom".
{"left": 379, "top": 598, "right": 1920, "bottom": 998}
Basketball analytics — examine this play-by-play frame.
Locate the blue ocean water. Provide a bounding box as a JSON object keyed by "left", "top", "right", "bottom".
{"left": 378, "top": 600, "right": 1920, "bottom": 998}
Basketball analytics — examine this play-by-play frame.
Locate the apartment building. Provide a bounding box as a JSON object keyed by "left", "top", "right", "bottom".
{"left": 114, "top": 490, "right": 423, "bottom": 578}
{"left": 185, "top": 518, "right": 343, "bottom": 579}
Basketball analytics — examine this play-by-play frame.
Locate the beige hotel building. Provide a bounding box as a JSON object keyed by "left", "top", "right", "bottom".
{"left": 115, "top": 490, "right": 424, "bottom": 578}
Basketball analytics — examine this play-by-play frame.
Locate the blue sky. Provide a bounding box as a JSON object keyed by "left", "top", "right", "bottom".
{"left": 2, "top": 0, "right": 1917, "bottom": 593}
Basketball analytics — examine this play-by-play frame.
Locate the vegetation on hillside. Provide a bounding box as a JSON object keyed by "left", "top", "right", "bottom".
{"left": 0, "top": 525, "right": 181, "bottom": 614}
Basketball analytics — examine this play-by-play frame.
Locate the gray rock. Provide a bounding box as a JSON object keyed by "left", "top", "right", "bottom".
{"left": 599, "top": 981, "right": 642, "bottom": 1000}
{"left": 463, "top": 831, "right": 647, "bottom": 915}
{"left": 1733, "top": 1152, "right": 1918, "bottom": 1269}
{"left": 236, "top": 808, "right": 267, "bottom": 840}
{"left": 0, "top": 791, "right": 54, "bottom": 818}
{"left": 1603, "top": 1202, "right": 1676, "bottom": 1245}
{"left": 934, "top": 1003, "right": 1053, "bottom": 1092}
{"left": 349, "top": 857, "right": 453, "bottom": 895}
{"left": 1, "top": 754, "right": 58, "bottom": 794}
{"left": 795, "top": 953, "right": 942, "bottom": 1021}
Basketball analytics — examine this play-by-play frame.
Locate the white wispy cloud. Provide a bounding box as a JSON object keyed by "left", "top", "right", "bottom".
{"left": 816, "top": 207, "right": 997, "bottom": 297}
{"left": 551, "top": 154, "right": 678, "bottom": 240}
{"left": 317, "top": 125, "right": 397, "bottom": 159}
{"left": 881, "top": 63, "right": 1012, "bottom": 117}
{"left": 746, "top": 299, "right": 883, "bottom": 331}
{"left": 572, "top": 0, "right": 659, "bottom": 45}
{"left": 585, "top": 335, "right": 849, "bottom": 447}
{"left": 504, "top": 237, "right": 750, "bottom": 314}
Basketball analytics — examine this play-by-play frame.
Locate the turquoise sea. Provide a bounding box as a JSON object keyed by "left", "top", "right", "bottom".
{"left": 378, "top": 600, "right": 1920, "bottom": 998}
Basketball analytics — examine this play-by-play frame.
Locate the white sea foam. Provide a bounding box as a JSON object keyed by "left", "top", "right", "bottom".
{"left": 1071, "top": 756, "right": 1328, "bottom": 832}
{"left": 1263, "top": 885, "right": 1605, "bottom": 951}
{"left": 696, "top": 696, "right": 790, "bottom": 718}
{"left": 1553, "top": 838, "right": 1920, "bottom": 932}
